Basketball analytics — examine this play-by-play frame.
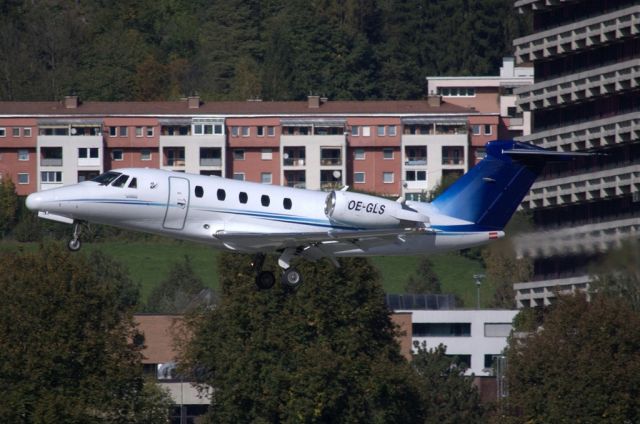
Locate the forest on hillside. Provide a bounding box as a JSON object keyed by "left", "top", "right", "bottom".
{"left": 0, "top": 0, "right": 528, "bottom": 102}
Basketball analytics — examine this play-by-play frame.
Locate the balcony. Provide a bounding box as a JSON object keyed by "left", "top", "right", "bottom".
{"left": 284, "top": 170, "right": 305, "bottom": 189}
{"left": 41, "top": 147, "right": 63, "bottom": 166}
{"left": 405, "top": 157, "right": 427, "bottom": 166}
{"left": 199, "top": 158, "right": 222, "bottom": 166}
{"left": 442, "top": 157, "right": 464, "bottom": 165}
{"left": 320, "top": 148, "right": 342, "bottom": 166}
{"left": 283, "top": 147, "right": 306, "bottom": 167}
{"left": 283, "top": 158, "right": 306, "bottom": 166}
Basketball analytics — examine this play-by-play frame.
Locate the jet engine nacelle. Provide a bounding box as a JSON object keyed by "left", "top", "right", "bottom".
{"left": 324, "top": 191, "right": 427, "bottom": 228}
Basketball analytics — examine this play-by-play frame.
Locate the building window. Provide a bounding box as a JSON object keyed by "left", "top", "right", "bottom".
{"left": 383, "top": 172, "right": 394, "bottom": 184}
{"left": 383, "top": 148, "right": 394, "bottom": 160}
{"left": 362, "top": 126, "right": 371, "bottom": 137}
{"left": 241, "top": 126, "right": 250, "bottom": 137}
{"left": 0, "top": 128, "right": 5, "bottom": 137}
{"left": 141, "top": 150, "right": 152, "bottom": 161}
{"left": 18, "top": 149, "right": 29, "bottom": 161}
{"left": 17, "top": 173, "right": 29, "bottom": 184}
{"left": 283, "top": 198, "right": 292, "bottom": 210}
{"left": 354, "top": 148, "right": 365, "bottom": 160}
{"left": 471, "top": 124, "right": 481, "bottom": 135}
{"left": 12, "top": 128, "right": 20, "bottom": 137}
{"left": 483, "top": 124, "right": 492, "bottom": 135}
{"left": 351, "top": 125, "right": 359, "bottom": 136}
{"left": 23, "top": 128, "right": 31, "bottom": 137}
{"left": 438, "top": 87, "right": 475, "bottom": 97}
{"left": 112, "top": 150, "right": 123, "bottom": 161}
{"left": 484, "top": 354, "right": 499, "bottom": 369}
{"left": 119, "top": 126, "right": 128, "bottom": 137}
{"left": 41, "top": 171, "right": 62, "bottom": 183}
{"left": 475, "top": 148, "right": 486, "bottom": 160}
{"left": 109, "top": 127, "right": 117, "bottom": 136}
{"left": 261, "top": 172, "right": 272, "bottom": 184}
{"left": 146, "top": 127, "right": 154, "bottom": 137}
{"left": 412, "top": 323, "right": 471, "bottom": 337}
{"left": 233, "top": 173, "right": 245, "bottom": 181}
{"left": 388, "top": 125, "right": 397, "bottom": 136}
{"left": 484, "top": 323, "right": 512, "bottom": 337}
{"left": 261, "top": 194, "right": 270, "bottom": 206}
{"left": 377, "top": 125, "right": 385, "bottom": 136}
{"left": 195, "top": 186, "right": 204, "bottom": 198}
{"left": 354, "top": 172, "right": 365, "bottom": 183}
{"left": 261, "top": 149, "right": 272, "bottom": 160}
{"left": 78, "top": 148, "right": 99, "bottom": 158}
{"left": 233, "top": 149, "right": 245, "bottom": 160}
{"left": 231, "top": 126, "right": 239, "bottom": 137}
{"left": 267, "top": 126, "right": 275, "bottom": 136}
{"left": 135, "top": 126, "right": 143, "bottom": 137}
{"left": 405, "top": 171, "right": 426, "bottom": 181}
{"left": 217, "top": 189, "right": 226, "bottom": 201}
{"left": 257, "top": 126, "right": 264, "bottom": 137}
{"left": 239, "top": 192, "right": 248, "bottom": 203}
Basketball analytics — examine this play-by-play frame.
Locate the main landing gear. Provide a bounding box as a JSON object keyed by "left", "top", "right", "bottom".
{"left": 68, "top": 221, "right": 83, "bottom": 252}
{"left": 252, "top": 248, "right": 304, "bottom": 290}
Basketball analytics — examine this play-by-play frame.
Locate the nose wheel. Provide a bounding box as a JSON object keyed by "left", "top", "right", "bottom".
{"left": 68, "top": 222, "right": 82, "bottom": 252}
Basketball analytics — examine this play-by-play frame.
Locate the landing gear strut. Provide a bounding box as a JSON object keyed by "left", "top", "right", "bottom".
{"left": 278, "top": 248, "right": 303, "bottom": 289}
{"left": 251, "top": 250, "right": 304, "bottom": 290}
{"left": 68, "top": 222, "right": 82, "bottom": 252}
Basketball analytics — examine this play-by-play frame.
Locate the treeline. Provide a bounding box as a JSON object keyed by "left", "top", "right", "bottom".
{"left": 0, "top": 0, "right": 528, "bottom": 102}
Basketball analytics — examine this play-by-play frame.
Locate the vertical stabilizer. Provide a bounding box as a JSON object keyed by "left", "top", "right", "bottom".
{"left": 431, "top": 140, "right": 563, "bottom": 230}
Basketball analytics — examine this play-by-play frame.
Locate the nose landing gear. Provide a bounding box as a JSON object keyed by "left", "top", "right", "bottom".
{"left": 68, "top": 222, "right": 82, "bottom": 252}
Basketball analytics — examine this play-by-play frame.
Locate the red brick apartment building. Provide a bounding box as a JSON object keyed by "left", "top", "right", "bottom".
{"left": 0, "top": 60, "right": 531, "bottom": 199}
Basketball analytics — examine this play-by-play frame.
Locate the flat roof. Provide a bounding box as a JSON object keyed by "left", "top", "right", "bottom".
{"left": 0, "top": 99, "right": 474, "bottom": 118}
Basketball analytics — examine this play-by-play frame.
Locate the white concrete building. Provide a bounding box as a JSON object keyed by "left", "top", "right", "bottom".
{"left": 397, "top": 309, "right": 518, "bottom": 376}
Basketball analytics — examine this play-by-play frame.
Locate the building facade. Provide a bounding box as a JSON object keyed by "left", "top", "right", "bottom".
{"left": 0, "top": 96, "right": 479, "bottom": 200}
{"left": 396, "top": 306, "right": 517, "bottom": 377}
{"left": 512, "top": 0, "right": 640, "bottom": 307}
{"left": 427, "top": 57, "right": 534, "bottom": 166}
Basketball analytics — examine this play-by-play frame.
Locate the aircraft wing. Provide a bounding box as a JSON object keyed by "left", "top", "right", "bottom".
{"left": 212, "top": 227, "right": 433, "bottom": 254}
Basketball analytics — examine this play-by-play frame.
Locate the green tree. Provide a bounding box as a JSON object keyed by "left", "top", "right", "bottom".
{"left": 0, "top": 176, "right": 18, "bottom": 236}
{"left": 504, "top": 293, "right": 640, "bottom": 423}
{"left": 145, "top": 255, "right": 207, "bottom": 313}
{"left": 483, "top": 212, "right": 533, "bottom": 308}
{"left": 179, "top": 253, "right": 425, "bottom": 423}
{"left": 0, "top": 244, "right": 171, "bottom": 422}
{"left": 405, "top": 256, "right": 441, "bottom": 294}
{"left": 590, "top": 237, "right": 640, "bottom": 311}
{"left": 413, "top": 342, "right": 487, "bottom": 424}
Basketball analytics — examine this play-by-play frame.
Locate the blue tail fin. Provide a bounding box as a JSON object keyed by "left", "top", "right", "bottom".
{"left": 431, "top": 140, "right": 573, "bottom": 231}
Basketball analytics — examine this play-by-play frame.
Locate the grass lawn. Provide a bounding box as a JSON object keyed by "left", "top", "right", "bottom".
{"left": 1, "top": 240, "right": 489, "bottom": 305}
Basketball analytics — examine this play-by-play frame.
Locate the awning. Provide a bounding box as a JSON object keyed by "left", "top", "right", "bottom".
{"left": 158, "top": 118, "right": 192, "bottom": 126}
{"left": 402, "top": 116, "right": 467, "bottom": 125}
{"left": 280, "top": 118, "right": 346, "bottom": 127}
{"left": 38, "top": 118, "right": 103, "bottom": 126}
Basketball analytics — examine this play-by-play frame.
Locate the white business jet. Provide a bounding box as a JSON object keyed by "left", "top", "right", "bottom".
{"left": 25, "top": 140, "right": 581, "bottom": 289}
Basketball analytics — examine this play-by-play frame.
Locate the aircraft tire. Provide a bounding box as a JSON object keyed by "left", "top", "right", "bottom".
{"left": 281, "top": 268, "right": 303, "bottom": 288}
{"left": 68, "top": 238, "right": 81, "bottom": 252}
{"left": 255, "top": 271, "right": 276, "bottom": 290}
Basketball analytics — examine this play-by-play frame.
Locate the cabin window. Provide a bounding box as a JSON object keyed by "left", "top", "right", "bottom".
{"left": 195, "top": 186, "right": 204, "bottom": 198}
{"left": 128, "top": 178, "right": 137, "bottom": 189}
{"left": 217, "top": 189, "right": 226, "bottom": 201}
{"left": 283, "top": 198, "right": 292, "bottom": 210}
{"left": 111, "top": 174, "right": 129, "bottom": 188}
{"left": 239, "top": 192, "right": 248, "bottom": 204}
{"left": 261, "top": 195, "right": 270, "bottom": 207}
{"left": 92, "top": 171, "right": 121, "bottom": 186}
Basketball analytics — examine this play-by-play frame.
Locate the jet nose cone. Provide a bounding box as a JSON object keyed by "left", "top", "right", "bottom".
{"left": 26, "top": 193, "right": 42, "bottom": 211}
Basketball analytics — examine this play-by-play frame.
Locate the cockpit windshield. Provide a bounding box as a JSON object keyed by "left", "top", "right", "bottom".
{"left": 92, "top": 171, "right": 122, "bottom": 186}
{"left": 111, "top": 174, "right": 130, "bottom": 188}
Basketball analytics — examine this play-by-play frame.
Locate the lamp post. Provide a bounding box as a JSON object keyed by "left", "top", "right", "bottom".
{"left": 474, "top": 274, "right": 485, "bottom": 309}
